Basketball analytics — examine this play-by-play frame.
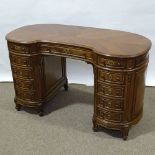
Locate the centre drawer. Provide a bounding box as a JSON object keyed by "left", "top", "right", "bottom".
{"left": 40, "top": 44, "right": 93, "bottom": 61}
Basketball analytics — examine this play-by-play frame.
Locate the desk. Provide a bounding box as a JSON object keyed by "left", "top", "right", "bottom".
{"left": 6, "top": 24, "right": 151, "bottom": 140}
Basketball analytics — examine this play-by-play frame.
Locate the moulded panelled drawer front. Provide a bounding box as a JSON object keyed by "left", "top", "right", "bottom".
{"left": 97, "top": 95, "right": 124, "bottom": 111}
{"left": 135, "top": 53, "right": 149, "bottom": 66}
{"left": 97, "top": 83, "right": 125, "bottom": 98}
{"left": 98, "top": 69, "right": 125, "bottom": 84}
{"left": 10, "top": 54, "right": 32, "bottom": 67}
{"left": 41, "top": 44, "right": 93, "bottom": 61}
{"left": 68, "top": 47, "right": 93, "bottom": 60}
{"left": 97, "top": 107, "right": 122, "bottom": 122}
{"left": 16, "top": 89, "right": 37, "bottom": 101}
{"left": 14, "top": 78, "right": 35, "bottom": 90}
{"left": 98, "top": 56, "right": 126, "bottom": 69}
{"left": 8, "top": 43, "right": 30, "bottom": 53}
{"left": 12, "top": 67, "right": 34, "bottom": 79}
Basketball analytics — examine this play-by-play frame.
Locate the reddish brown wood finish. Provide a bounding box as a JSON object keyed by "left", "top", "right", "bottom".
{"left": 6, "top": 24, "right": 151, "bottom": 140}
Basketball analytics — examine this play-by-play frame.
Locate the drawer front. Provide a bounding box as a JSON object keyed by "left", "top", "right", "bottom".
{"left": 97, "top": 83, "right": 125, "bottom": 98}
{"left": 98, "top": 69, "right": 125, "bottom": 84}
{"left": 16, "top": 89, "right": 37, "bottom": 101}
{"left": 10, "top": 54, "right": 32, "bottom": 67}
{"left": 8, "top": 43, "right": 30, "bottom": 54}
{"left": 12, "top": 67, "right": 33, "bottom": 79}
{"left": 62, "top": 47, "right": 92, "bottom": 60}
{"left": 98, "top": 56, "right": 126, "bottom": 69}
{"left": 97, "top": 107, "right": 122, "bottom": 122}
{"left": 97, "top": 95, "right": 124, "bottom": 111}
{"left": 8, "top": 42, "right": 37, "bottom": 54}
{"left": 136, "top": 53, "right": 149, "bottom": 66}
{"left": 14, "top": 79, "right": 35, "bottom": 90}
{"left": 41, "top": 44, "right": 93, "bottom": 61}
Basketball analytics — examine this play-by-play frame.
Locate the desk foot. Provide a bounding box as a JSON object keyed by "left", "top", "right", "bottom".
{"left": 93, "top": 120, "right": 99, "bottom": 132}
{"left": 39, "top": 111, "right": 44, "bottom": 117}
{"left": 121, "top": 127, "right": 129, "bottom": 140}
{"left": 93, "top": 126, "right": 99, "bottom": 132}
{"left": 37, "top": 106, "right": 44, "bottom": 117}
{"left": 15, "top": 104, "right": 21, "bottom": 111}
{"left": 64, "top": 83, "right": 68, "bottom": 91}
{"left": 64, "top": 78, "right": 68, "bottom": 91}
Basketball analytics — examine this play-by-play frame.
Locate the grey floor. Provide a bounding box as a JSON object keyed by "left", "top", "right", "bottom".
{"left": 0, "top": 83, "right": 155, "bottom": 155}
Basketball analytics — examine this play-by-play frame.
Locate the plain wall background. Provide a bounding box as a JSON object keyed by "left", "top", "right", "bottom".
{"left": 0, "top": 0, "right": 154, "bottom": 86}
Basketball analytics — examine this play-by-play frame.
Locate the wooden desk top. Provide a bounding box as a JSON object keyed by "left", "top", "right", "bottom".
{"left": 6, "top": 24, "right": 151, "bottom": 58}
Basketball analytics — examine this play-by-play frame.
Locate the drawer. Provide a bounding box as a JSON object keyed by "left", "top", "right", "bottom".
{"left": 97, "top": 107, "right": 122, "bottom": 122}
{"left": 97, "top": 83, "right": 125, "bottom": 98}
{"left": 8, "top": 42, "right": 37, "bottom": 54}
{"left": 41, "top": 44, "right": 93, "bottom": 61}
{"left": 14, "top": 79, "right": 35, "bottom": 90}
{"left": 16, "top": 89, "right": 37, "bottom": 101}
{"left": 98, "top": 69, "right": 125, "bottom": 84}
{"left": 10, "top": 54, "right": 32, "bottom": 67}
{"left": 68, "top": 47, "right": 93, "bottom": 61}
{"left": 97, "top": 95, "right": 124, "bottom": 111}
{"left": 98, "top": 56, "right": 126, "bottom": 69}
{"left": 12, "top": 67, "right": 34, "bottom": 79}
{"left": 136, "top": 53, "right": 149, "bottom": 66}
{"left": 8, "top": 42, "right": 29, "bottom": 53}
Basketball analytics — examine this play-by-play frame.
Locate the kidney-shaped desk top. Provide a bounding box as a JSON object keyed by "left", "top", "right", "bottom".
{"left": 6, "top": 24, "right": 151, "bottom": 58}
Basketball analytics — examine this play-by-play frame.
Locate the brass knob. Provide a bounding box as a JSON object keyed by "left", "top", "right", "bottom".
{"left": 106, "top": 114, "right": 111, "bottom": 119}
{"left": 64, "top": 48, "right": 70, "bottom": 53}
{"left": 107, "top": 102, "right": 112, "bottom": 106}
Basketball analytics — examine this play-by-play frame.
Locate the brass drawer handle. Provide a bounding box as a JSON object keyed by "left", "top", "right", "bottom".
{"left": 64, "top": 48, "right": 70, "bottom": 53}
{"left": 106, "top": 114, "right": 111, "bottom": 119}
{"left": 107, "top": 102, "right": 112, "bottom": 106}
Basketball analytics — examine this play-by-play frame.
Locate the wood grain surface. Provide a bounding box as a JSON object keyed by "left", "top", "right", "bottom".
{"left": 6, "top": 24, "right": 151, "bottom": 57}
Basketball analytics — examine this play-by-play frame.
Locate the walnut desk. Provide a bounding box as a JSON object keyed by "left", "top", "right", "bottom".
{"left": 6, "top": 24, "right": 151, "bottom": 140}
